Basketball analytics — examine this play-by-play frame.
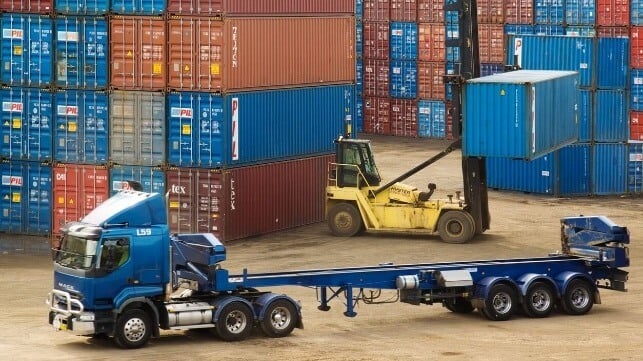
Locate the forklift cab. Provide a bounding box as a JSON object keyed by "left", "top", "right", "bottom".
{"left": 334, "top": 138, "right": 382, "bottom": 188}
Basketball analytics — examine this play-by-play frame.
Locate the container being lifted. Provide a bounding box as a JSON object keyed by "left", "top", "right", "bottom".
{"left": 47, "top": 190, "right": 629, "bottom": 349}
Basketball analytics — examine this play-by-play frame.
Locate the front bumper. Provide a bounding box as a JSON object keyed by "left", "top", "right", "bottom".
{"left": 49, "top": 312, "right": 96, "bottom": 335}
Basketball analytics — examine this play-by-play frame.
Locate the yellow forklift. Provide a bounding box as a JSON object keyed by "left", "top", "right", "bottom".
{"left": 326, "top": 0, "right": 490, "bottom": 243}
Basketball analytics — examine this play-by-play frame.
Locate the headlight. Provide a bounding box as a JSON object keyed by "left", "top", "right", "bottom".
{"left": 78, "top": 312, "right": 95, "bottom": 321}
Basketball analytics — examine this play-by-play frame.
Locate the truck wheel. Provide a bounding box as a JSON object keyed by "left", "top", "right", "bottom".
{"left": 114, "top": 309, "right": 152, "bottom": 349}
{"left": 260, "top": 299, "right": 298, "bottom": 338}
{"left": 215, "top": 302, "right": 254, "bottom": 342}
{"left": 559, "top": 279, "right": 594, "bottom": 315}
{"left": 482, "top": 284, "right": 516, "bottom": 321}
{"left": 437, "top": 211, "right": 475, "bottom": 244}
{"left": 328, "top": 203, "right": 363, "bottom": 237}
{"left": 522, "top": 282, "right": 556, "bottom": 318}
{"left": 444, "top": 297, "right": 474, "bottom": 314}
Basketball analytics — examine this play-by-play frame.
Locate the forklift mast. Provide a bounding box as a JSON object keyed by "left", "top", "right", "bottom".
{"left": 445, "top": 0, "right": 490, "bottom": 233}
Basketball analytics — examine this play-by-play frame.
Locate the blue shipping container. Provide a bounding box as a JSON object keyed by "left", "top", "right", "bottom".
{"left": 356, "top": 21, "right": 363, "bottom": 58}
{"left": 355, "top": 97, "right": 363, "bottom": 133}
{"left": 356, "top": 0, "right": 364, "bottom": 19}
{"left": 390, "top": 22, "right": 418, "bottom": 60}
{"left": 390, "top": 60, "right": 418, "bottom": 99}
{"left": 632, "top": 0, "right": 643, "bottom": 25}
{"left": 0, "top": 160, "right": 52, "bottom": 235}
{"left": 0, "top": 87, "right": 53, "bottom": 161}
{"left": 54, "top": 90, "right": 109, "bottom": 164}
{"left": 356, "top": 59, "right": 363, "bottom": 96}
{"left": 486, "top": 144, "right": 591, "bottom": 196}
{"left": 55, "top": 0, "right": 109, "bottom": 14}
{"left": 578, "top": 89, "right": 592, "bottom": 142}
{"left": 55, "top": 16, "right": 109, "bottom": 89}
{"left": 418, "top": 100, "right": 446, "bottom": 138}
{"left": 593, "top": 143, "right": 627, "bottom": 195}
{"left": 534, "top": 0, "right": 565, "bottom": 24}
{"left": 111, "top": 0, "right": 165, "bottom": 14}
{"left": 594, "top": 90, "right": 628, "bottom": 142}
{"left": 506, "top": 35, "right": 595, "bottom": 87}
{"left": 597, "top": 37, "right": 629, "bottom": 89}
{"left": 167, "top": 85, "right": 354, "bottom": 168}
{"left": 534, "top": 25, "right": 564, "bottom": 35}
{"left": 629, "top": 143, "right": 643, "bottom": 193}
{"left": 565, "top": 0, "right": 596, "bottom": 25}
{"left": 565, "top": 26, "right": 596, "bottom": 37}
{"left": 505, "top": 24, "right": 534, "bottom": 35}
{"left": 463, "top": 70, "right": 579, "bottom": 160}
{"left": 631, "top": 69, "right": 643, "bottom": 111}
{"left": 109, "top": 165, "right": 165, "bottom": 196}
{"left": 1, "top": 14, "right": 54, "bottom": 86}
{"left": 480, "top": 63, "right": 504, "bottom": 77}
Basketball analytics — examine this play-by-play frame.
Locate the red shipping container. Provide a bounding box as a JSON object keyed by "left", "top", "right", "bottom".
{"left": 363, "top": 96, "right": 391, "bottom": 135}
{"left": 167, "top": 16, "right": 355, "bottom": 92}
{"left": 417, "top": 61, "right": 446, "bottom": 100}
{"left": 165, "top": 155, "right": 332, "bottom": 241}
{"left": 390, "top": 99, "right": 418, "bottom": 137}
{"left": 363, "top": 59, "right": 390, "bottom": 97}
{"left": 505, "top": 0, "right": 533, "bottom": 24}
{"left": 478, "top": 24, "right": 504, "bottom": 63}
{"left": 417, "top": 0, "right": 444, "bottom": 23}
{"left": 362, "top": 21, "right": 390, "bottom": 60}
{"left": 167, "top": 0, "right": 354, "bottom": 15}
{"left": 110, "top": 16, "right": 167, "bottom": 91}
{"left": 391, "top": 0, "right": 417, "bottom": 21}
{"left": 631, "top": 112, "right": 643, "bottom": 141}
{"left": 632, "top": 27, "right": 643, "bottom": 68}
{"left": 363, "top": 0, "right": 390, "bottom": 21}
{"left": 597, "top": 0, "right": 630, "bottom": 26}
{"left": 477, "top": 0, "right": 504, "bottom": 24}
{"left": 0, "top": 0, "right": 52, "bottom": 13}
{"left": 418, "top": 23, "right": 446, "bottom": 62}
{"left": 52, "top": 164, "right": 109, "bottom": 235}
{"left": 597, "top": 26, "right": 629, "bottom": 37}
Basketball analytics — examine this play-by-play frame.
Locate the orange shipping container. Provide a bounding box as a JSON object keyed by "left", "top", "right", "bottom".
{"left": 632, "top": 27, "right": 643, "bottom": 68}
{"left": 363, "top": 96, "right": 391, "bottom": 135}
{"left": 631, "top": 112, "right": 643, "bottom": 141}
{"left": 417, "top": 61, "right": 446, "bottom": 100}
{"left": 52, "top": 164, "right": 109, "bottom": 235}
{"left": 110, "top": 16, "right": 167, "bottom": 90}
{"left": 477, "top": 0, "right": 504, "bottom": 23}
{"left": 478, "top": 24, "right": 504, "bottom": 63}
{"left": 390, "top": 98, "right": 418, "bottom": 137}
{"left": 418, "top": 23, "right": 445, "bottom": 62}
{"left": 167, "top": 16, "right": 355, "bottom": 92}
{"left": 417, "top": 0, "right": 444, "bottom": 22}
{"left": 167, "top": 0, "right": 354, "bottom": 15}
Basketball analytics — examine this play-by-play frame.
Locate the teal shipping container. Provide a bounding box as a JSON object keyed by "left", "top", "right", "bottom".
{"left": 462, "top": 70, "right": 579, "bottom": 160}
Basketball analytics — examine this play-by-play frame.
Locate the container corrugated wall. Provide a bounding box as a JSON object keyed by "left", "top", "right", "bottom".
{"left": 0, "top": 160, "right": 51, "bottom": 235}
{"left": 54, "top": 90, "right": 109, "bottom": 164}
{"left": 593, "top": 143, "right": 627, "bottom": 195}
{"left": 55, "top": 0, "right": 109, "bottom": 14}
{"left": 0, "top": 0, "right": 52, "bottom": 14}
{"left": 167, "top": 85, "right": 354, "bottom": 168}
{"left": 597, "top": 37, "right": 629, "bottom": 89}
{"left": 0, "top": 87, "right": 53, "bottom": 161}
{"left": 167, "top": 0, "right": 355, "bottom": 16}
{"left": 1, "top": 14, "right": 53, "bottom": 86}
{"left": 111, "top": 0, "right": 166, "bottom": 14}
{"left": 597, "top": 0, "right": 629, "bottom": 26}
{"left": 390, "top": 22, "right": 418, "bottom": 60}
{"left": 166, "top": 16, "right": 355, "bottom": 92}
{"left": 51, "top": 164, "right": 109, "bottom": 235}
{"left": 594, "top": 89, "right": 628, "bottom": 142}
{"left": 166, "top": 155, "right": 332, "bottom": 241}
{"left": 363, "top": 0, "right": 391, "bottom": 21}
{"left": 109, "top": 165, "right": 165, "bottom": 195}
{"left": 463, "top": 70, "right": 579, "bottom": 159}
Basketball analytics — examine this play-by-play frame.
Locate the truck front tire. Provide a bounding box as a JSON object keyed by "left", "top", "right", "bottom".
{"left": 114, "top": 309, "right": 152, "bottom": 349}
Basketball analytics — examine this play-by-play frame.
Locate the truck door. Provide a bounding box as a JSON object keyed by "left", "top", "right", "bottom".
{"left": 93, "top": 237, "right": 134, "bottom": 308}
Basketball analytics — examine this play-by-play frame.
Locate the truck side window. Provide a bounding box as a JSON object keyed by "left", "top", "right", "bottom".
{"left": 100, "top": 239, "right": 130, "bottom": 270}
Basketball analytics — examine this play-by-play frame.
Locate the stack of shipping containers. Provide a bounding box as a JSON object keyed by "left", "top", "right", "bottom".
{"left": 353, "top": 0, "right": 641, "bottom": 196}
{"left": 0, "top": 0, "right": 357, "bottom": 244}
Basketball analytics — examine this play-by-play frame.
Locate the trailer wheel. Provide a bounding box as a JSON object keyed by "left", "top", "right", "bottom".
{"left": 522, "top": 282, "right": 555, "bottom": 318}
{"left": 260, "top": 299, "right": 298, "bottom": 338}
{"left": 328, "top": 203, "right": 363, "bottom": 237}
{"left": 437, "top": 211, "right": 475, "bottom": 244}
{"left": 444, "top": 297, "right": 474, "bottom": 314}
{"left": 559, "top": 279, "right": 594, "bottom": 316}
{"left": 215, "top": 302, "right": 254, "bottom": 342}
{"left": 482, "top": 284, "right": 516, "bottom": 321}
{"left": 114, "top": 309, "right": 152, "bottom": 349}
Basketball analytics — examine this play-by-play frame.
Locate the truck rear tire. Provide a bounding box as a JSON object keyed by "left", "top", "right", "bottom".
{"left": 482, "top": 284, "right": 516, "bottom": 321}
{"left": 522, "top": 282, "right": 555, "bottom": 318}
{"left": 260, "top": 299, "right": 298, "bottom": 338}
{"left": 437, "top": 211, "right": 475, "bottom": 244}
{"left": 328, "top": 203, "right": 363, "bottom": 237}
{"left": 559, "top": 279, "right": 594, "bottom": 315}
{"left": 215, "top": 302, "right": 254, "bottom": 342}
{"left": 114, "top": 309, "right": 152, "bottom": 349}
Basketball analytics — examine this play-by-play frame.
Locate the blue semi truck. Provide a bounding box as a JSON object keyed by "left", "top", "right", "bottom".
{"left": 47, "top": 189, "right": 630, "bottom": 349}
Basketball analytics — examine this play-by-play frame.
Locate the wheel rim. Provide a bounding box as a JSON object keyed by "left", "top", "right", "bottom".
{"left": 446, "top": 220, "right": 463, "bottom": 236}
{"left": 570, "top": 287, "right": 590, "bottom": 309}
{"left": 269, "top": 306, "right": 292, "bottom": 331}
{"left": 225, "top": 310, "right": 248, "bottom": 334}
{"left": 530, "top": 289, "right": 552, "bottom": 312}
{"left": 492, "top": 292, "right": 512, "bottom": 314}
{"left": 335, "top": 212, "right": 353, "bottom": 231}
{"left": 123, "top": 317, "right": 146, "bottom": 343}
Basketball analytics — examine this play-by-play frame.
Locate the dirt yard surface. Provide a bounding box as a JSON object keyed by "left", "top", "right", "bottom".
{"left": 1, "top": 135, "right": 641, "bottom": 361}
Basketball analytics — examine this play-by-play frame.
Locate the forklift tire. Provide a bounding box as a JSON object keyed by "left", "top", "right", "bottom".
{"left": 328, "top": 203, "right": 363, "bottom": 237}
{"left": 437, "top": 211, "right": 475, "bottom": 244}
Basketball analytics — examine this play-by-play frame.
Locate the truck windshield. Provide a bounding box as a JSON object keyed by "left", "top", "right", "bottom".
{"left": 54, "top": 234, "right": 98, "bottom": 270}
